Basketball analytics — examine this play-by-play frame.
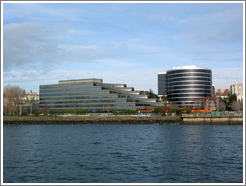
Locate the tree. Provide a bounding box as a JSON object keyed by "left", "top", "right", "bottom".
{"left": 76, "top": 109, "right": 87, "bottom": 115}
{"left": 220, "top": 94, "right": 237, "bottom": 111}
{"left": 41, "top": 105, "right": 51, "bottom": 116}
{"left": 218, "top": 101, "right": 226, "bottom": 111}
{"left": 152, "top": 106, "right": 165, "bottom": 114}
{"left": 231, "top": 101, "right": 241, "bottom": 111}
{"left": 3, "top": 85, "right": 26, "bottom": 115}
{"left": 106, "top": 105, "right": 111, "bottom": 116}
{"left": 149, "top": 89, "right": 158, "bottom": 99}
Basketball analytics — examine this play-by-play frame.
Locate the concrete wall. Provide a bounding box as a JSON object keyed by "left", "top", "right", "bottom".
{"left": 182, "top": 117, "right": 243, "bottom": 125}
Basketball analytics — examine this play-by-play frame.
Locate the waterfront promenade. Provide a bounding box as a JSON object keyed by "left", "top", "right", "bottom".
{"left": 3, "top": 114, "right": 243, "bottom": 125}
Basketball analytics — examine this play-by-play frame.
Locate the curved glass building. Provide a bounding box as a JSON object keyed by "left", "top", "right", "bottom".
{"left": 161, "top": 65, "right": 212, "bottom": 107}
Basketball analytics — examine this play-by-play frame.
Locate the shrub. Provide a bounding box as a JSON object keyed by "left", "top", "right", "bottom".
{"left": 34, "top": 110, "right": 42, "bottom": 116}
{"left": 60, "top": 110, "right": 74, "bottom": 114}
{"left": 113, "top": 110, "right": 138, "bottom": 115}
{"left": 181, "top": 108, "right": 191, "bottom": 113}
{"left": 76, "top": 109, "right": 87, "bottom": 115}
{"left": 152, "top": 107, "right": 166, "bottom": 113}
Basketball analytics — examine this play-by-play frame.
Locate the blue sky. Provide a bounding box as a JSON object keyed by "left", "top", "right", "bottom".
{"left": 2, "top": 2, "right": 244, "bottom": 93}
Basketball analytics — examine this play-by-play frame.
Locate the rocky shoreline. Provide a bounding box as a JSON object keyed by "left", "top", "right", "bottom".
{"left": 3, "top": 116, "right": 182, "bottom": 125}
{"left": 3, "top": 115, "right": 243, "bottom": 125}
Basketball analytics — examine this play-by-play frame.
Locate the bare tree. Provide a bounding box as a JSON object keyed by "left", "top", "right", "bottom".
{"left": 231, "top": 101, "right": 241, "bottom": 111}
{"left": 106, "top": 105, "right": 111, "bottom": 116}
{"left": 3, "top": 85, "right": 26, "bottom": 115}
{"left": 193, "top": 98, "right": 203, "bottom": 109}
{"left": 41, "top": 105, "right": 51, "bottom": 116}
{"left": 218, "top": 101, "right": 226, "bottom": 111}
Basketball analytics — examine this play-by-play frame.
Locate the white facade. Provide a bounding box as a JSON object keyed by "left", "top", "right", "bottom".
{"left": 230, "top": 83, "right": 243, "bottom": 101}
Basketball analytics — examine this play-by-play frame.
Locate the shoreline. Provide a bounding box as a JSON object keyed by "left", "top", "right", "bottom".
{"left": 3, "top": 116, "right": 243, "bottom": 125}
{"left": 3, "top": 116, "right": 181, "bottom": 125}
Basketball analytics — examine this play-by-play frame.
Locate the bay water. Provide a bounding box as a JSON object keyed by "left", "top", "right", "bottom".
{"left": 3, "top": 124, "right": 243, "bottom": 183}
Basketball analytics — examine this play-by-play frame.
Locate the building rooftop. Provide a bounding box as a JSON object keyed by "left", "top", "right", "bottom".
{"left": 173, "top": 65, "right": 198, "bottom": 69}
{"left": 59, "top": 78, "right": 103, "bottom": 84}
{"left": 166, "top": 65, "right": 211, "bottom": 71}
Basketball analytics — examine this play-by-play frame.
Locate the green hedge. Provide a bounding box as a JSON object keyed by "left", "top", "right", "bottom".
{"left": 113, "top": 110, "right": 138, "bottom": 115}
{"left": 50, "top": 109, "right": 87, "bottom": 115}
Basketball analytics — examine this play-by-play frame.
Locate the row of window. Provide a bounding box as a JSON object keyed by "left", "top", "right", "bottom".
{"left": 167, "top": 90, "right": 211, "bottom": 94}
{"left": 167, "top": 81, "right": 211, "bottom": 86}
{"left": 40, "top": 83, "right": 95, "bottom": 89}
{"left": 40, "top": 103, "right": 136, "bottom": 108}
{"left": 48, "top": 108, "right": 137, "bottom": 113}
{"left": 105, "top": 88, "right": 133, "bottom": 92}
{"left": 167, "top": 85, "right": 211, "bottom": 90}
{"left": 167, "top": 77, "right": 211, "bottom": 82}
{"left": 168, "top": 93, "right": 211, "bottom": 98}
{"left": 40, "top": 99, "right": 127, "bottom": 105}
{"left": 40, "top": 95, "right": 119, "bottom": 100}
{"left": 40, "top": 87, "right": 101, "bottom": 93}
{"left": 40, "top": 91, "right": 110, "bottom": 97}
{"left": 167, "top": 73, "right": 211, "bottom": 79}
{"left": 170, "top": 101, "right": 195, "bottom": 105}
{"left": 40, "top": 94, "right": 150, "bottom": 101}
{"left": 119, "top": 96, "right": 149, "bottom": 100}
{"left": 40, "top": 100, "right": 158, "bottom": 107}
{"left": 167, "top": 92, "right": 211, "bottom": 98}
{"left": 168, "top": 97, "right": 211, "bottom": 101}
{"left": 167, "top": 69, "right": 211, "bottom": 75}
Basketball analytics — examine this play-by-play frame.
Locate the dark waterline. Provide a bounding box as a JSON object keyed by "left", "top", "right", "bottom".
{"left": 3, "top": 124, "right": 243, "bottom": 183}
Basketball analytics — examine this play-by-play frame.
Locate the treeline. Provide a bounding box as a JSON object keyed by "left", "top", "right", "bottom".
{"left": 3, "top": 85, "right": 26, "bottom": 115}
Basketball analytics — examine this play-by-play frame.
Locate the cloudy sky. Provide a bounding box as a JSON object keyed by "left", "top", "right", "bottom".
{"left": 2, "top": 2, "right": 244, "bottom": 93}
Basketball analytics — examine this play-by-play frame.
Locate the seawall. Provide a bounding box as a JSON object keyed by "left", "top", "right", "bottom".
{"left": 3, "top": 116, "right": 243, "bottom": 125}
{"left": 182, "top": 116, "right": 243, "bottom": 125}
{"left": 3, "top": 116, "right": 181, "bottom": 125}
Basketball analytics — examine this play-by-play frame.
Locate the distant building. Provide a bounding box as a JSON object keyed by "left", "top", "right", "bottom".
{"left": 216, "top": 89, "right": 230, "bottom": 99}
{"left": 212, "top": 84, "right": 215, "bottom": 95}
{"left": 20, "top": 90, "right": 39, "bottom": 115}
{"left": 39, "top": 79, "right": 160, "bottom": 113}
{"left": 158, "top": 65, "right": 212, "bottom": 108}
{"left": 230, "top": 83, "right": 243, "bottom": 102}
{"left": 158, "top": 72, "right": 167, "bottom": 96}
{"left": 23, "top": 90, "right": 39, "bottom": 101}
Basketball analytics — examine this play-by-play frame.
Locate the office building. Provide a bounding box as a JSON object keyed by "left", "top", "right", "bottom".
{"left": 216, "top": 89, "right": 230, "bottom": 99}
{"left": 39, "top": 78, "right": 160, "bottom": 113}
{"left": 230, "top": 83, "right": 243, "bottom": 102}
{"left": 158, "top": 72, "right": 167, "bottom": 96}
{"left": 158, "top": 65, "right": 212, "bottom": 107}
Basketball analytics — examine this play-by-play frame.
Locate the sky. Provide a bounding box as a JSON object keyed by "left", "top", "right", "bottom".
{"left": 2, "top": 2, "right": 244, "bottom": 93}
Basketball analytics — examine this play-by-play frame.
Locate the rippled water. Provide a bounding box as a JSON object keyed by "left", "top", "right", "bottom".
{"left": 3, "top": 124, "right": 243, "bottom": 183}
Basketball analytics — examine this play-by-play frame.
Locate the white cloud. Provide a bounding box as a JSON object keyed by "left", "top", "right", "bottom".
{"left": 149, "top": 6, "right": 243, "bottom": 44}
{"left": 3, "top": 22, "right": 132, "bottom": 72}
{"left": 3, "top": 23, "right": 67, "bottom": 71}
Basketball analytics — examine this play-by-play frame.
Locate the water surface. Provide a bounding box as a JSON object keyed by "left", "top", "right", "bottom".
{"left": 3, "top": 124, "right": 243, "bottom": 183}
